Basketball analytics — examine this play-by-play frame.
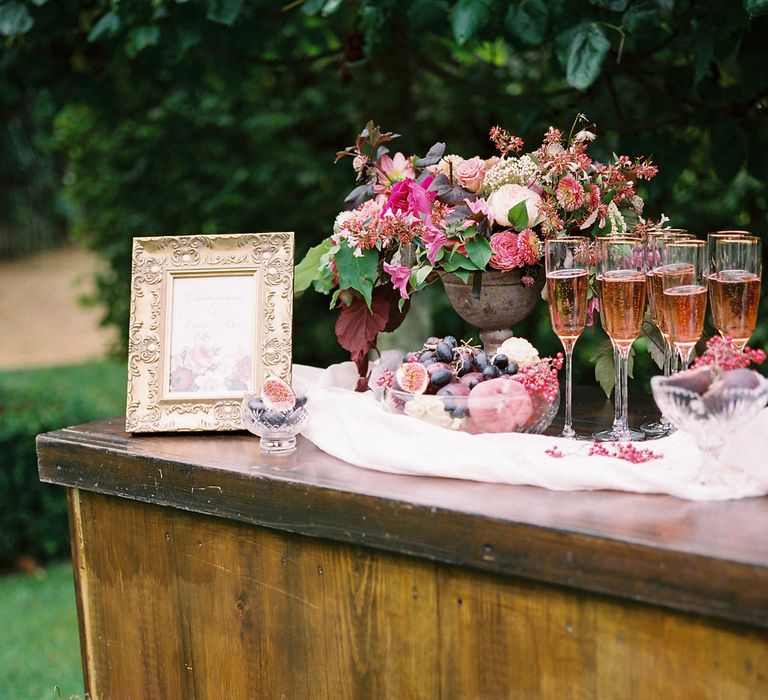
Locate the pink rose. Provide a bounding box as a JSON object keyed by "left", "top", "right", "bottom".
{"left": 455, "top": 157, "right": 486, "bottom": 193}
{"left": 488, "top": 230, "right": 521, "bottom": 272}
{"left": 185, "top": 345, "right": 215, "bottom": 374}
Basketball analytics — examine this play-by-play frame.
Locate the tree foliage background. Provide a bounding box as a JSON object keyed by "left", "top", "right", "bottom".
{"left": 2, "top": 0, "right": 767, "bottom": 387}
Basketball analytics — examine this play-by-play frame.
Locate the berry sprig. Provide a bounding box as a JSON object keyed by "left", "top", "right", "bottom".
{"left": 587, "top": 442, "right": 662, "bottom": 464}
{"left": 692, "top": 335, "right": 766, "bottom": 372}
{"left": 511, "top": 353, "right": 564, "bottom": 402}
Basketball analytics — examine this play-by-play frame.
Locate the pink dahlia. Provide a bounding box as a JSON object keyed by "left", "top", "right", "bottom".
{"left": 555, "top": 174, "right": 585, "bottom": 211}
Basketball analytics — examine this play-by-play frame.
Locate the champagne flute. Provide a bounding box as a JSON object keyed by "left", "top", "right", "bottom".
{"left": 661, "top": 239, "right": 707, "bottom": 369}
{"left": 545, "top": 237, "right": 589, "bottom": 438}
{"left": 710, "top": 235, "right": 762, "bottom": 350}
{"left": 707, "top": 230, "right": 747, "bottom": 276}
{"left": 641, "top": 230, "right": 692, "bottom": 437}
{"left": 594, "top": 236, "right": 647, "bottom": 442}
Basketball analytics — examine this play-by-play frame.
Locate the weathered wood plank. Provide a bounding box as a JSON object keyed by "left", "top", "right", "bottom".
{"left": 73, "top": 490, "right": 439, "bottom": 699}
{"left": 38, "top": 406, "right": 768, "bottom": 631}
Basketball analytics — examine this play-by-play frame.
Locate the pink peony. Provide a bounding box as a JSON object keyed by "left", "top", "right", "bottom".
{"left": 487, "top": 184, "right": 544, "bottom": 228}
{"left": 383, "top": 261, "right": 411, "bottom": 299}
{"left": 455, "top": 157, "right": 486, "bottom": 193}
{"left": 383, "top": 177, "right": 435, "bottom": 218}
{"left": 376, "top": 152, "right": 416, "bottom": 186}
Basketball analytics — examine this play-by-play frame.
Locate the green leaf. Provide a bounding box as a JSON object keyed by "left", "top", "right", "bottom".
{"left": 453, "top": 270, "right": 471, "bottom": 284}
{"left": 443, "top": 251, "right": 481, "bottom": 272}
{"left": 294, "top": 239, "right": 332, "bottom": 294}
{"left": 560, "top": 22, "right": 611, "bottom": 91}
{"left": 711, "top": 118, "right": 747, "bottom": 182}
{"left": 450, "top": 0, "right": 493, "bottom": 46}
{"left": 745, "top": 0, "right": 768, "bottom": 16}
{"left": 334, "top": 243, "right": 378, "bottom": 307}
{"left": 126, "top": 26, "right": 160, "bottom": 55}
{"left": 594, "top": 349, "right": 615, "bottom": 397}
{"left": 409, "top": 264, "right": 433, "bottom": 289}
{"left": 0, "top": 2, "right": 34, "bottom": 37}
{"left": 508, "top": 200, "right": 529, "bottom": 231}
{"left": 206, "top": 0, "right": 244, "bottom": 25}
{"left": 505, "top": 0, "right": 548, "bottom": 46}
{"left": 87, "top": 11, "right": 121, "bottom": 42}
{"left": 622, "top": 1, "right": 658, "bottom": 32}
{"left": 464, "top": 236, "right": 492, "bottom": 270}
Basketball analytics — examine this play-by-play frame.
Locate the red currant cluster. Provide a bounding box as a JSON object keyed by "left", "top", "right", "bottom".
{"left": 692, "top": 335, "right": 766, "bottom": 372}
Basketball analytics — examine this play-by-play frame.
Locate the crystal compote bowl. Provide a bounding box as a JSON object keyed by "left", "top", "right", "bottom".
{"left": 651, "top": 370, "right": 768, "bottom": 485}
{"left": 240, "top": 393, "right": 309, "bottom": 454}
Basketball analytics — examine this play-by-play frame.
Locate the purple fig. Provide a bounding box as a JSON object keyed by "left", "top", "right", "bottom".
{"left": 663, "top": 367, "right": 713, "bottom": 395}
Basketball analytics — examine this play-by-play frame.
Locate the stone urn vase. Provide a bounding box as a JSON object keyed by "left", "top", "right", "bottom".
{"left": 441, "top": 270, "right": 544, "bottom": 351}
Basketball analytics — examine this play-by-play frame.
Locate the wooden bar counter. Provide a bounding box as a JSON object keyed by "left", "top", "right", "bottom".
{"left": 37, "top": 392, "right": 768, "bottom": 699}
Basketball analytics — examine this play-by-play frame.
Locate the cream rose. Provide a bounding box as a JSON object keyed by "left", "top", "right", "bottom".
{"left": 487, "top": 184, "right": 544, "bottom": 228}
{"left": 454, "top": 156, "right": 486, "bottom": 193}
{"left": 496, "top": 337, "right": 540, "bottom": 367}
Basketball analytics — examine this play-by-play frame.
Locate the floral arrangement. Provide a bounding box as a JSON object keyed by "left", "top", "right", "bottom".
{"left": 296, "top": 119, "right": 659, "bottom": 377}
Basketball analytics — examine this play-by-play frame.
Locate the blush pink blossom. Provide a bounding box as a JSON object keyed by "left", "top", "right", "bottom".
{"left": 585, "top": 297, "right": 600, "bottom": 327}
{"left": 185, "top": 345, "right": 215, "bottom": 374}
{"left": 455, "top": 157, "right": 486, "bottom": 192}
{"left": 376, "top": 152, "right": 416, "bottom": 186}
{"left": 383, "top": 261, "right": 412, "bottom": 299}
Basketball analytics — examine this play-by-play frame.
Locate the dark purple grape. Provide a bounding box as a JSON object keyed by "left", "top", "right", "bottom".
{"left": 430, "top": 369, "right": 453, "bottom": 388}
{"left": 247, "top": 397, "right": 265, "bottom": 413}
{"left": 261, "top": 410, "right": 288, "bottom": 427}
{"left": 474, "top": 351, "right": 490, "bottom": 371}
{"left": 454, "top": 347, "right": 474, "bottom": 376}
{"left": 468, "top": 377, "right": 482, "bottom": 389}
{"left": 443, "top": 335, "right": 458, "bottom": 349}
{"left": 452, "top": 405, "right": 468, "bottom": 419}
{"left": 482, "top": 365, "right": 501, "bottom": 380}
{"left": 435, "top": 341, "right": 453, "bottom": 363}
{"left": 505, "top": 362, "right": 519, "bottom": 376}
{"left": 295, "top": 395, "right": 308, "bottom": 408}
{"left": 492, "top": 353, "right": 509, "bottom": 370}
{"left": 425, "top": 336, "right": 440, "bottom": 346}
{"left": 419, "top": 350, "right": 436, "bottom": 364}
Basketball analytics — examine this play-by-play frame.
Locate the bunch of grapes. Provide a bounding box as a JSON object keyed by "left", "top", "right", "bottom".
{"left": 398, "top": 335, "right": 519, "bottom": 395}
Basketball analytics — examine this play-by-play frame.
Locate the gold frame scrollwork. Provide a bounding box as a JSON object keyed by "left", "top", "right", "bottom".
{"left": 125, "top": 233, "right": 294, "bottom": 432}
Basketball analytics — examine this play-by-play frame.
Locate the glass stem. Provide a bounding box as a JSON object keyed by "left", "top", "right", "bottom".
{"left": 612, "top": 343, "right": 622, "bottom": 432}
{"left": 662, "top": 338, "right": 672, "bottom": 377}
{"left": 562, "top": 346, "right": 575, "bottom": 439}
{"left": 616, "top": 345, "right": 632, "bottom": 441}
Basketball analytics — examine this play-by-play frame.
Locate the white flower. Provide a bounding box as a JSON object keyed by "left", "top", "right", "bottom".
{"left": 607, "top": 201, "right": 627, "bottom": 233}
{"left": 483, "top": 155, "right": 539, "bottom": 192}
{"left": 496, "top": 337, "right": 540, "bottom": 366}
{"left": 487, "top": 184, "right": 545, "bottom": 228}
{"left": 333, "top": 211, "right": 355, "bottom": 234}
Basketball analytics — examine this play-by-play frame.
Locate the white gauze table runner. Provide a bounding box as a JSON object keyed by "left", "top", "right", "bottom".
{"left": 292, "top": 363, "right": 768, "bottom": 501}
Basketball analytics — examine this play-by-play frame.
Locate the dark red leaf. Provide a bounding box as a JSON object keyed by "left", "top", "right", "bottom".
{"left": 335, "top": 290, "right": 391, "bottom": 384}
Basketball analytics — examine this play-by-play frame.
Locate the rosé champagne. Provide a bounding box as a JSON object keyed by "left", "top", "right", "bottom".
{"left": 598, "top": 270, "right": 647, "bottom": 347}
{"left": 664, "top": 284, "right": 707, "bottom": 344}
{"left": 547, "top": 268, "right": 589, "bottom": 344}
{"left": 709, "top": 270, "right": 761, "bottom": 342}
{"left": 650, "top": 263, "right": 695, "bottom": 335}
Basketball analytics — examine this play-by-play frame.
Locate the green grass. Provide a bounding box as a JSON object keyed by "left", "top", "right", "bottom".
{"left": 0, "top": 560, "right": 84, "bottom": 700}
{"left": 0, "top": 359, "right": 126, "bottom": 419}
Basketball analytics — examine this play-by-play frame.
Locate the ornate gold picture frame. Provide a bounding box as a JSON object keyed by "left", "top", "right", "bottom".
{"left": 126, "top": 233, "right": 294, "bottom": 432}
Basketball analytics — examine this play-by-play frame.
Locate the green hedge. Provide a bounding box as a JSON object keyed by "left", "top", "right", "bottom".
{"left": 0, "top": 361, "right": 126, "bottom": 567}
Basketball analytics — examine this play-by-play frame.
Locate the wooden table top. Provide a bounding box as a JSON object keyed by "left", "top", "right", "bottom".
{"left": 37, "top": 387, "right": 768, "bottom": 630}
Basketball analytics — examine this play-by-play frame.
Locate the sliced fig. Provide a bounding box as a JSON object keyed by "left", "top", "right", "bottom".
{"left": 663, "top": 366, "right": 713, "bottom": 395}
{"left": 260, "top": 376, "right": 296, "bottom": 412}
{"left": 395, "top": 362, "right": 429, "bottom": 394}
{"left": 721, "top": 368, "right": 762, "bottom": 391}
{"left": 468, "top": 377, "right": 533, "bottom": 433}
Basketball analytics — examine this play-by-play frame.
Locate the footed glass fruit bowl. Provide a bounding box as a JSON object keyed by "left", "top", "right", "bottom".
{"left": 240, "top": 392, "right": 309, "bottom": 454}
{"left": 382, "top": 383, "right": 559, "bottom": 435}
{"left": 651, "top": 368, "right": 768, "bottom": 484}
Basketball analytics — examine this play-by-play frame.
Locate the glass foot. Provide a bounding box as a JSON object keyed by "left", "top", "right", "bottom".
{"left": 592, "top": 428, "right": 645, "bottom": 442}
{"left": 260, "top": 436, "right": 297, "bottom": 454}
{"left": 639, "top": 420, "right": 670, "bottom": 438}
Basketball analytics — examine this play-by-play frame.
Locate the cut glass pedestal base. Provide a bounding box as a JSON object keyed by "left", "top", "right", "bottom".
{"left": 592, "top": 427, "right": 645, "bottom": 442}
{"left": 260, "top": 436, "right": 297, "bottom": 454}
